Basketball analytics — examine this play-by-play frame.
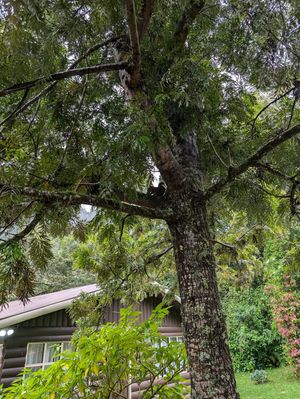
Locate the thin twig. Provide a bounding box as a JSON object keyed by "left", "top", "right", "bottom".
{"left": 286, "top": 98, "right": 297, "bottom": 130}
{"left": 0, "top": 205, "right": 48, "bottom": 249}
{"left": 256, "top": 162, "right": 294, "bottom": 181}
{"left": 119, "top": 214, "right": 131, "bottom": 242}
{"left": 53, "top": 80, "right": 87, "bottom": 175}
{"left": 206, "top": 122, "right": 300, "bottom": 198}
{"left": 252, "top": 181, "right": 290, "bottom": 199}
{"left": 212, "top": 239, "right": 237, "bottom": 251}
{"left": 144, "top": 245, "right": 174, "bottom": 266}
{"left": 206, "top": 132, "right": 228, "bottom": 168}
{"left": 0, "top": 201, "right": 34, "bottom": 237}
{"left": 0, "top": 82, "right": 57, "bottom": 127}
{"left": 251, "top": 88, "right": 294, "bottom": 134}
{"left": 0, "top": 88, "right": 29, "bottom": 127}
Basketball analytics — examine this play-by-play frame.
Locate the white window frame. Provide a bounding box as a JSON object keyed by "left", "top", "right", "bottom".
{"left": 164, "top": 335, "right": 183, "bottom": 343}
{"left": 25, "top": 341, "right": 72, "bottom": 371}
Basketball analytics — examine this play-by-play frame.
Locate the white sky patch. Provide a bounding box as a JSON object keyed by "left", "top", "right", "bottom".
{"left": 82, "top": 204, "right": 92, "bottom": 212}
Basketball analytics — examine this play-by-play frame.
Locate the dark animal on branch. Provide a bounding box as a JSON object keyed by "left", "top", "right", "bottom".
{"left": 293, "top": 80, "right": 300, "bottom": 100}
{"left": 147, "top": 182, "right": 167, "bottom": 197}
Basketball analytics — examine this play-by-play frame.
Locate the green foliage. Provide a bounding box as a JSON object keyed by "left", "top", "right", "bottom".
{"left": 3, "top": 306, "right": 188, "bottom": 399}
{"left": 223, "top": 287, "right": 284, "bottom": 372}
{"left": 0, "top": 243, "right": 35, "bottom": 304}
{"left": 0, "top": 0, "right": 300, "bottom": 304}
{"left": 34, "top": 235, "right": 95, "bottom": 294}
{"left": 264, "top": 222, "right": 300, "bottom": 287}
{"left": 215, "top": 211, "right": 266, "bottom": 288}
{"left": 28, "top": 223, "right": 53, "bottom": 269}
{"left": 72, "top": 215, "right": 176, "bottom": 304}
{"left": 250, "top": 369, "right": 269, "bottom": 385}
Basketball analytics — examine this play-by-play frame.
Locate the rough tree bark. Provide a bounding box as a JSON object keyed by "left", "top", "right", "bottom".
{"left": 116, "top": 21, "right": 240, "bottom": 396}
{"left": 168, "top": 197, "right": 239, "bottom": 399}
{"left": 161, "top": 132, "right": 239, "bottom": 398}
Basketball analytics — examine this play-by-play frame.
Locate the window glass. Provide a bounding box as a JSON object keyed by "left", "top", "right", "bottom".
{"left": 25, "top": 341, "right": 72, "bottom": 371}
{"left": 44, "top": 343, "right": 62, "bottom": 363}
{"left": 62, "top": 342, "right": 72, "bottom": 352}
{"left": 30, "top": 366, "right": 42, "bottom": 372}
{"left": 26, "top": 343, "right": 44, "bottom": 365}
{"left": 165, "top": 336, "right": 183, "bottom": 343}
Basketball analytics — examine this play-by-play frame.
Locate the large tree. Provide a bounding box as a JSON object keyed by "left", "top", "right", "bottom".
{"left": 0, "top": 1, "right": 300, "bottom": 397}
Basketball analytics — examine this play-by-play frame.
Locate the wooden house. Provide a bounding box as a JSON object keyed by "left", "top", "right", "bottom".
{"left": 0, "top": 284, "right": 186, "bottom": 397}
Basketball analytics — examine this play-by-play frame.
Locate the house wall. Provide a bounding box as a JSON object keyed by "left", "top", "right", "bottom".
{"left": 0, "top": 297, "right": 183, "bottom": 389}
{"left": 0, "top": 309, "right": 75, "bottom": 387}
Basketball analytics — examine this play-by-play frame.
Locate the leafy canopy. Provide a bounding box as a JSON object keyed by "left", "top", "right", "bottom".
{"left": 0, "top": 1, "right": 300, "bottom": 302}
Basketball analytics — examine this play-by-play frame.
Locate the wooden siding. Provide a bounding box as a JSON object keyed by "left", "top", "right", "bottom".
{"left": 0, "top": 309, "right": 75, "bottom": 387}
{"left": 0, "top": 296, "right": 184, "bottom": 391}
{"left": 130, "top": 371, "right": 191, "bottom": 398}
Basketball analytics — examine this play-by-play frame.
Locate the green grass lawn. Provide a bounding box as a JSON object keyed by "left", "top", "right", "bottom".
{"left": 236, "top": 367, "right": 300, "bottom": 399}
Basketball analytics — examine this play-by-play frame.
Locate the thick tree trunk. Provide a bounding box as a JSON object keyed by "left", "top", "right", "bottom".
{"left": 115, "top": 38, "right": 238, "bottom": 397}
{"left": 168, "top": 195, "right": 239, "bottom": 399}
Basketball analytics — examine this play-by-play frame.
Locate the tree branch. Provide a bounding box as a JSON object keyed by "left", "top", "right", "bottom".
{"left": 0, "top": 82, "right": 57, "bottom": 126}
{"left": 0, "top": 201, "right": 34, "bottom": 237}
{"left": 212, "top": 239, "right": 237, "bottom": 251}
{"left": 0, "top": 184, "right": 173, "bottom": 220}
{"left": 251, "top": 181, "right": 290, "bottom": 199}
{"left": 126, "top": 0, "right": 141, "bottom": 88}
{"left": 0, "top": 205, "right": 47, "bottom": 249}
{"left": 206, "top": 132, "right": 228, "bottom": 168}
{"left": 256, "top": 162, "right": 294, "bottom": 181}
{"left": 119, "top": 214, "right": 131, "bottom": 242}
{"left": 0, "top": 62, "right": 128, "bottom": 97}
{"left": 289, "top": 181, "right": 299, "bottom": 217}
{"left": 137, "top": 0, "right": 156, "bottom": 40}
{"left": 113, "top": 189, "right": 166, "bottom": 209}
{"left": 0, "top": 88, "right": 29, "bottom": 127}
{"left": 174, "top": 0, "right": 206, "bottom": 45}
{"left": 251, "top": 87, "right": 294, "bottom": 134}
{"left": 144, "top": 245, "right": 174, "bottom": 266}
{"left": 205, "top": 122, "right": 300, "bottom": 198}
{"left": 71, "top": 36, "right": 122, "bottom": 69}
{"left": 0, "top": 37, "right": 121, "bottom": 124}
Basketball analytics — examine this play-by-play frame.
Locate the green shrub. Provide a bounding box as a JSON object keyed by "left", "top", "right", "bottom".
{"left": 223, "top": 287, "right": 284, "bottom": 372}
{"left": 250, "top": 369, "right": 268, "bottom": 384}
{"left": 3, "top": 306, "right": 188, "bottom": 399}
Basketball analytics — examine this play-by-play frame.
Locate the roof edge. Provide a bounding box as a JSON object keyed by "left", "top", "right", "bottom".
{"left": 0, "top": 283, "right": 181, "bottom": 329}
{"left": 0, "top": 299, "right": 75, "bottom": 329}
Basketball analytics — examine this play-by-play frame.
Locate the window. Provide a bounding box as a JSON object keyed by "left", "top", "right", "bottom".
{"left": 25, "top": 342, "right": 72, "bottom": 371}
{"left": 165, "top": 336, "right": 183, "bottom": 343}
{"left": 164, "top": 336, "right": 186, "bottom": 374}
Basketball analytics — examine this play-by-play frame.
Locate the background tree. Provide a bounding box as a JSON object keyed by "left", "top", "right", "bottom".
{"left": 34, "top": 235, "right": 95, "bottom": 294}
{"left": 1, "top": 1, "right": 300, "bottom": 398}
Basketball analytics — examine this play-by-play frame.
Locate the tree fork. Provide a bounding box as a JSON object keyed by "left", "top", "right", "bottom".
{"left": 120, "top": 3, "right": 240, "bottom": 395}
